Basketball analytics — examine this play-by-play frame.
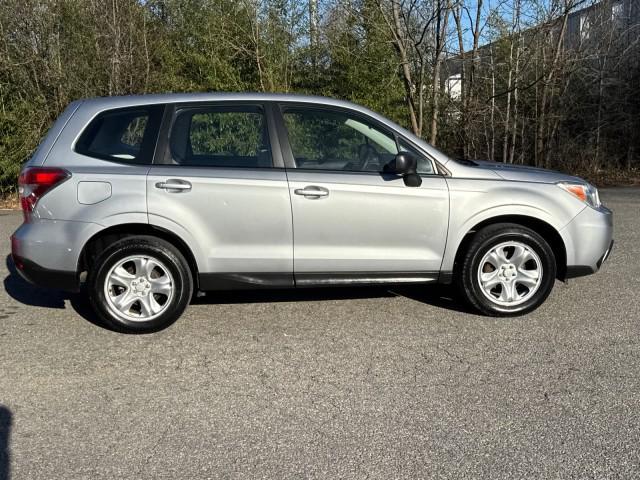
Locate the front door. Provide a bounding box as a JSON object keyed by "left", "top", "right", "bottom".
{"left": 276, "top": 105, "right": 449, "bottom": 284}
{"left": 147, "top": 103, "right": 293, "bottom": 288}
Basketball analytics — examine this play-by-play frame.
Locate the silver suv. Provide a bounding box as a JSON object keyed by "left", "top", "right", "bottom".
{"left": 10, "top": 94, "right": 613, "bottom": 332}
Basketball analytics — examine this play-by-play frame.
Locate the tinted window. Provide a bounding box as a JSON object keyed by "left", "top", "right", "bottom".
{"left": 76, "top": 106, "right": 161, "bottom": 164}
{"left": 168, "top": 107, "right": 272, "bottom": 168}
{"left": 283, "top": 109, "right": 398, "bottom": 172}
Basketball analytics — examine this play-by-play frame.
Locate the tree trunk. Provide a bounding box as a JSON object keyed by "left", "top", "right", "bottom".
{"left": 429, "top": 0, "right": 450, "bottom": 146}
{"left": 536, "top": 3, "right": 571, "bottom": 168}
{"left": 452, "top": 2, "right": 468, "bottom": 157}
{"left": 390, "top": 0, "right": 420, "bottom": 136}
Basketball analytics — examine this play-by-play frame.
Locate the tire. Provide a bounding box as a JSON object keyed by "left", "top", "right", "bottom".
{"left": 457, "top": 223, "right": 556, "bottom": 316}
{"left": 87, "top": 236, "right": 193, "bottom": 333}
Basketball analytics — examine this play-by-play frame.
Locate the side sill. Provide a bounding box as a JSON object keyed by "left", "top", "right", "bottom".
{"left": 438, "top": 271, "right": 453, "bottom": 284}
{"left": 198, "top": 271, "right": 442, "bottom": 290}
{"left": 199, "top": 273, "right": 294, "bottom": 290}
{"left": 295, "top": 271, "right": 440, "bottom": 287}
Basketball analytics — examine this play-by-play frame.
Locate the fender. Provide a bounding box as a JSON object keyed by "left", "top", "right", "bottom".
{"left": 441, "top": 179, "right": 585, "bottom": 273}
{"left": 147, "top": 213, "right": 207, "bottom": 273}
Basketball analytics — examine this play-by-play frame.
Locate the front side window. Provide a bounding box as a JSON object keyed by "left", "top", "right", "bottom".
{"left": 76, "top": 106, "right": 161, "bottom": 164}
{"left": 283, "top": 108, "right": 398, "bottom": 172}
{"left": 282, "top": 107, "right": 433, "bottom": 174}
{"left": 168, "top": 106, "right": 272, "bottom": 168}
{"left": 398, "top": 139, "right": 435, "bottom": 175}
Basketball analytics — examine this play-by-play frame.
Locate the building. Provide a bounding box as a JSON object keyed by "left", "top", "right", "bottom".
{"left": 444, "top": 0, "right": 640, "bottom": 98}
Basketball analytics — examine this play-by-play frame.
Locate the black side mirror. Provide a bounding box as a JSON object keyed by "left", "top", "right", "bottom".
{"left": 385, "top": 152, "right": 422, "bottom": 187}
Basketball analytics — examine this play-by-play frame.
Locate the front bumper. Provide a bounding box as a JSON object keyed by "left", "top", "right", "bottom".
{"left": 560, "top": 204, "right": 613, "bottom": 279}
{"left": 565, "top": 239, "right": 613, "bottom": 279}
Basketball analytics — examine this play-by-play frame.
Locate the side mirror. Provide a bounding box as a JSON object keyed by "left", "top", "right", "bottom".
{"left": 385, "top": 152, "right": 422, "bottom": 187}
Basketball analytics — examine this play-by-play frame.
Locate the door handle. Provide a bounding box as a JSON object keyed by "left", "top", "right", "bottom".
{"left": 155, "top": 179, "right": 192, "bottom": 192}
{"left": 294, "top": 186, "right": 329, "bottom": 198}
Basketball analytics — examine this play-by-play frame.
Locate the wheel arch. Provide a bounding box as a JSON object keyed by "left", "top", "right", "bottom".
{"left": 452, "top": 215, "right": 568, "bottom": 281}
{"left": 78, "top": 223, "right": 200, "bottom": 289}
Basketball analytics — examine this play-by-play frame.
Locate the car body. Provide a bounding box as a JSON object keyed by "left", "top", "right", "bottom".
{"left": 10, "top": 93, "right": 613, "bottom": 331}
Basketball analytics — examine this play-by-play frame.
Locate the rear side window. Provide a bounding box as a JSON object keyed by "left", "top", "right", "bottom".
{"left": 75, "top": 105, "right": 163, "bottom": 164}
{"left": 167, "top": 106, "right": 272, "bottom": 168}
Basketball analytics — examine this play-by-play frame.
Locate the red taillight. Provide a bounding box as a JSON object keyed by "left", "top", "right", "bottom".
{"left": 18, "top": 167, "right": 70, "bottom": 221}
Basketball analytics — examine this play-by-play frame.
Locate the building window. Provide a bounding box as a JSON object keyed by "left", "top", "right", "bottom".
{"left": 579, "top": 14, "right": 591, "bottom": 41}
{"left": 612, "top": 1, "right": 625, "bottom": 24}
{"left": 447, "top": 74, "right": 462, "bottom": 100}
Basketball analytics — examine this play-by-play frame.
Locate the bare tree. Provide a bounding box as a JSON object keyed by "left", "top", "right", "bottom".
{"left": 429, "top": 0, "right": 451, "bottom": 145}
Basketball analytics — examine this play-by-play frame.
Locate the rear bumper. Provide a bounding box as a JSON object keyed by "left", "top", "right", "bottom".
{"left": 9, "top": 220, "right": 94, "bottom": 292}
{"left": 10, "top": 217, "right": 101, "bottom": 272}
{"left": 11, "top": 253, "right": 80, "bottom": 292}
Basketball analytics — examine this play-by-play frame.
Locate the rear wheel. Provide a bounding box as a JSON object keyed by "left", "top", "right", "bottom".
{"left": 457, "top": 223, "right": 556, "bottom": 316}
{"left": 87, "top": 236, "right": 193, "bottom": 332}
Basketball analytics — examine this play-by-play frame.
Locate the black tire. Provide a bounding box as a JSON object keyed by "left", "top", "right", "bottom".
{"left": 457, "top": 223, "right": 556, "bottom": 316}
{"left": 87, "top": 236, "right": 193, "bottom": 333}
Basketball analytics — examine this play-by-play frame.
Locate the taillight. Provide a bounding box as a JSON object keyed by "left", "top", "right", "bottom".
{"left": 18, "top": 167, "right": 70, "bottom": 221}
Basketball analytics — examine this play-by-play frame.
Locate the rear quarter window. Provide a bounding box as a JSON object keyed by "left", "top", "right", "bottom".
{"left": 75, "top": 105, "right": 163, "bottom": 164}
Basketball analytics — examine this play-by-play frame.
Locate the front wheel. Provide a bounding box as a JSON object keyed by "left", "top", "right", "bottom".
{"left": 87, "top": 236, "right": 193, "bottom": 333}
{"left": 457, "top": 223, "right": 557, "bottom": 316}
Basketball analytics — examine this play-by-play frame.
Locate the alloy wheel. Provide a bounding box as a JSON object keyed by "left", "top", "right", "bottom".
{"left": 104, "top": 255, "right": 174, "bottom": 322}
{"left": 477, "top": 241, "right": 543, "bottom": 307}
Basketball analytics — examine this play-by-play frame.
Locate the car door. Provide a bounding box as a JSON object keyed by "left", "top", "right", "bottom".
{"left": 147, "top": 103, "right": 294, "bottom": 289}
{"left": 275, "top": 104, "right": 449, "bottom": 284}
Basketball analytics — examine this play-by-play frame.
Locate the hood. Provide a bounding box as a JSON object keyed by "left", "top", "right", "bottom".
{"left": 462, "top": 160, "right": 584, "bottom": 184}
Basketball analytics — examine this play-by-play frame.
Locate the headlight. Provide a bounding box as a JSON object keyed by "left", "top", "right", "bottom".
{"left": 557, "top": 181, "right": 601, "bottom": 209}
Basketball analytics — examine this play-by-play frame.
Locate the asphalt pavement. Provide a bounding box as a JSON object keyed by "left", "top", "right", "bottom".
{"left": 1, "top": 188, "right": 639, "bottom": 479}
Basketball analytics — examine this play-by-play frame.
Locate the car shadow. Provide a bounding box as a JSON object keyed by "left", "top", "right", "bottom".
{"left": 3, "top": 255, "right": 105, "bottom": 330}
{"left": 194, "top": 283, "right": 474, "bottom": 314}
{"left": 4, "top": 254, "right": 474, "bottom": 332}
{"left": 0, "top": 405, "right": 11, "bottom": 480}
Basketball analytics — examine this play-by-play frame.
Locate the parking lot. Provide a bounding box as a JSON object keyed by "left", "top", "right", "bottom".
{"left": 1, "top": 188, "right": 639, "bottom": 479}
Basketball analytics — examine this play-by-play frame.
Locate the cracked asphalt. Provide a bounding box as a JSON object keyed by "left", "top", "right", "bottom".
{"left": 1, "top": 188, "right": 639, "bottom": 479}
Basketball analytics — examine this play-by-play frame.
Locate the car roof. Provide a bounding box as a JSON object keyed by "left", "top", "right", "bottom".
{"left": 80, "top": 92, "right": 367, "bottom": 111}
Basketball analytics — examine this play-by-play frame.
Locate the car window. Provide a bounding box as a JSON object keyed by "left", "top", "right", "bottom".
{"left": 76, "top": 107, "right": 159, "bottom": 164}
{"left": 120, "top": 116, "right": 148, "bottom": 151}
{"left": 398, "top": 139, "right": 435, "bottom": 175}
{"left": 282, "top": 108, "right": 398, "bottom": 172}
{"left": 168, "top": 107, "right": 272, "bottom": 168}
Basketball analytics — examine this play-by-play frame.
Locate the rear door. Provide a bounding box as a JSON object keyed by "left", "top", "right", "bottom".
{"left": 147, "top": 103, "right": 293, "bottom": 288}
{"left": 275, "top": 104, "right": 449, "bottom": 284}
